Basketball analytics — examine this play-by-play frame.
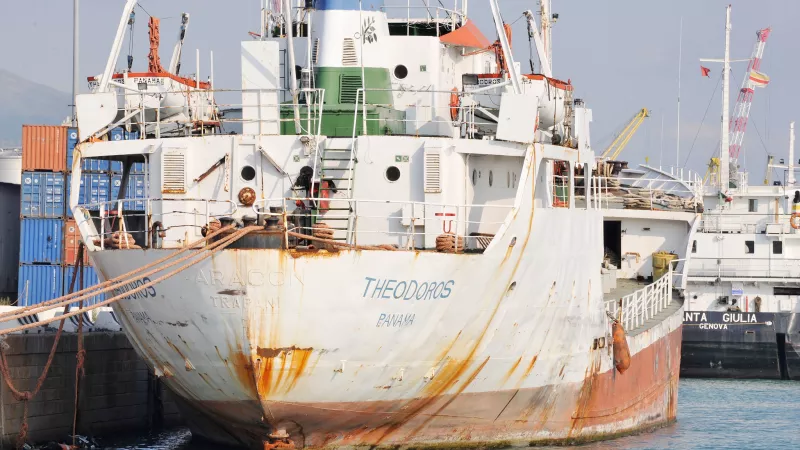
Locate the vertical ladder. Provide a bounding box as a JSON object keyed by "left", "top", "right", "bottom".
{"left": 316, "top": 140, "right": 358, "bottom": 242}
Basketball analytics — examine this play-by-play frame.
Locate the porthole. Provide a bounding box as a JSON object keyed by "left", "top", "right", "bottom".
{"left": 489, "top": 170, "right": 493, "bottom": 187}
{"left": 241, "top": 165, "right": 256, "bottom": 181}
{"left": 386, "top": 166, "right": 401, "bottom": 182}
{"left": 394, "top": 64, "right": 409, "bottom": 80}
{"left": 472, "top": 169, "right": 477, "bottom": 186}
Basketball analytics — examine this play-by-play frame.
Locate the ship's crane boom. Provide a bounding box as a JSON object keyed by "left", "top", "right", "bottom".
{"left": 728, "top": 27, "right": 771, "bottom": 160}
{"left": 602, "top": 108, "right": 650, "bottom": 160}
{"left": 522, "top": 10, "right": 552, "bottom": 78}
{"left": 168, "top": 13, "right": 190, "bottom": 75}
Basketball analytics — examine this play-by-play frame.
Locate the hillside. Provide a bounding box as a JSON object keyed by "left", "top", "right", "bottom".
{"left": 0, "top": 69, "right": 71, "bottom": 147}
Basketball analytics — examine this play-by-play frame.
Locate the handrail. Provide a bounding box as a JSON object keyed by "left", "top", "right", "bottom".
{"left": 605, "top": 266, "right": 674, "bottom": 332}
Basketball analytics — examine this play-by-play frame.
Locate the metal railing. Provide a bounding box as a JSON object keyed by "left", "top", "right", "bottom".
{"left": 75, "top": 198, "right": 237, "bottom": 250}
{"left": 588, "top": 175, "right": 700, "bottom": 213}
{"left": 250, "top": 197, "right": 513, "bottom": 250}
{"left": 381, "top": 5, "right": 466, "bottom": 35}
{"left": 94, "top": 85, "right": 326, "bottom": 140}
{"left": 689, "top": 257, "right": 800, "bottom": 279}
{"left": 699, "top": 212, "right": 793, "bottom": 234}
{"left": 605, "top": 266, "right": 674, "bottom": 332}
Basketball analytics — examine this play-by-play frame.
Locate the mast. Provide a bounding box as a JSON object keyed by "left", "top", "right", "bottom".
{"left": 72, "top": 0, "right": 79, "bottom": 125}
{"left": 789, "top": 122, "right": 796, "bottom": 188}
{"left": 283, "top": 0, "right": 301, "bottom": 133}
{"left": 676, "top": 17, "right": 682, "bottom": 171}
{"left": 720, "top": 5, "right": 731, "bottom": 191}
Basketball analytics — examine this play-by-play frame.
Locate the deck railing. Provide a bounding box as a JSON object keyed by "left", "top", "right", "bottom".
{"left": 605, "top": 265, "right": 674, "bottom": 332}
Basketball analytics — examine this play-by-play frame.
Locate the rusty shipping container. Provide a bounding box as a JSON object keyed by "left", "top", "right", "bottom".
{"left": 22, "top": 125, "right": 68, "bottom": 172}
{"left": 64, "top": 219, "right": 90, "bottom": 266}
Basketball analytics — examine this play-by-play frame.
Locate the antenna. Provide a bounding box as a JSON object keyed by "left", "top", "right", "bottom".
{"left": 72, "top": 0, "right": 79, "bottom": 125}
{"left": 676, "top": 17, "right": 682, "bottom": 171}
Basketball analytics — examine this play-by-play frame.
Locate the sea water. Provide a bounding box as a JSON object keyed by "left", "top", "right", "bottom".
{"left": 100, "top": 379, "right": 800, "bottom": 450}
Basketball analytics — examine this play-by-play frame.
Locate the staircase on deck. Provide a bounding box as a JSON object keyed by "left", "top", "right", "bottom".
{"left": 315, "top": 141, "right": 357, "bottom": 241}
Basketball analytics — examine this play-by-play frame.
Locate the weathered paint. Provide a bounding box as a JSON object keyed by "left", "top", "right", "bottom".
{"left": 22, "top": 125, "right": 68, "bottom": 172}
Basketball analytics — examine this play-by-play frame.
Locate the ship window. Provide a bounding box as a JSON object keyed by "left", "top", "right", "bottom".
{"left": 489, "top": 170, "right": 493, "bottom": 187}
{"left": 749, "top": 199, "right": 758, "bottom": 212}
{"left": 472, "top": 169, "right": 477, "bottom": 186}
{"left": 745, "top": 240, "right": 755, "bottom": 254}
{"left": 775, "top": 287, "right": 800, "bottom": 296}
{"left": 773, "top": 240, "right": 783, "bottom": 254}
{"left": 386, "top": 166, "right": 401, "bottom": 182}
{"left": 692, "top": 240, "right": 697, "bottom": 253}
{"left": 393, "top": 65, "right": 408, "bottom": 80}
{"left": 240, "top": 165, "right": 256, "bottom": 182}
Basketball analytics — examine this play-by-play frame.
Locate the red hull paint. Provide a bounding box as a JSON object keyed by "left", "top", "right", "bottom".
{"left": 168, "top": 325, "right": 683, "bottom": 448}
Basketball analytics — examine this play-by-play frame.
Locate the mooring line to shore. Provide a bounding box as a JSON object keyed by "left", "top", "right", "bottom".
{"left": 0, "top": 224, "right": 241, "bottom": 325}
{"left": 0, "top": 225, "right": 260, "bottom": 335}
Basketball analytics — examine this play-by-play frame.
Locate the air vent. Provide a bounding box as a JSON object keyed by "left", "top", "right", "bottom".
{"left": 342, "top": 38, "right": 358, "bottom": 66}
{"left": 339, "top": 75, "right": 362, "bottom": 104}
{"left": 162, "top": 151, "right": 186, "bottom": 194}
{"left": 424, "top": 150, "right": 442, "bottom": 193}
{"left": 312, "top": 38, "right": 320, "bottom": 65}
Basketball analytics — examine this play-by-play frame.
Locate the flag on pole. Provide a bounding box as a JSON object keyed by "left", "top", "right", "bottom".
{"left": 749, "top": 70, "right": 770, "bottom": 87}
{"left": 700, "top": 66, "right": 711, "bottom": 77}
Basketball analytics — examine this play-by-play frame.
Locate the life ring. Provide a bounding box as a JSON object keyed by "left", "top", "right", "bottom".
{"left": 449, "top": 88, "right": 460, "bottom": 122}
{"left": 791, "top": 213, "right": 800, "bottom": 230}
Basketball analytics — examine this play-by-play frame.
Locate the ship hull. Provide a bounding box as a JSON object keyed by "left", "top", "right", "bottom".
{"left": 91, "top": 243, "right": 683, "bottom": 449}
{"left": 681, "top": 311, "right": 800, "bottom": 380}
{"left": 172, "top": 327, "right": 682, "bottom": 449}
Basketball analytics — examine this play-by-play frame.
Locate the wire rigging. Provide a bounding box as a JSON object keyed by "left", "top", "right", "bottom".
{"left": 682, "top": 71, "right": 722, "bottom": 168}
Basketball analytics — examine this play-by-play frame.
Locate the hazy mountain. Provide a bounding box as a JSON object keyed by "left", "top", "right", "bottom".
{"left": 0, "top": 69, "right": 71, "bottom": 147}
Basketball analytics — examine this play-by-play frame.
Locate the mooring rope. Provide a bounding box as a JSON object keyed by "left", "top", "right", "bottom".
{"left": 0, "top": 223, "right": 237, "bottom": 323}
{"left": 0, "top": 226, "right": 260, "bottom": 336}
{"left": 0, "top": 224, "right": 241, "bottom": 325}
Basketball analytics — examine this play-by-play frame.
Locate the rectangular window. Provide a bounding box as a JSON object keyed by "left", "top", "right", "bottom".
{"left": 749, "top": 199, "right": 758, "bottom": 212}
{"left": 775, "top": 287, "right": 800, "bottom": 296}
{"left": 773, "top": 240, "right": 783, "bottom": 254}
{"left": 692, "top": 240, "right": 697, "bottom": 253}
{"left": 745, "top": 241, "right": 755, "bottom": 254}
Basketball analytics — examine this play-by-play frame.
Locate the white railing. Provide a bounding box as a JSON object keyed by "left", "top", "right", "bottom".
{"left": 75, "top": 198, "right": 237, "bottom": 250}
{"left": 251, "top": 197, "right": 513, "bottom": 250}
{"left": 689, "top": 257, "right": 800, "bottom": 279}
{"left": 588, "top": 175, "right": 700, "bottom": 213}
{"left": 95, "top": 86, "right": 326, "bottom": 140}
{"left": 699, "top": 212, "right": 793, "bottom": 234}
{"left": 605, "top": 266, "right": 674, "bottom": 332}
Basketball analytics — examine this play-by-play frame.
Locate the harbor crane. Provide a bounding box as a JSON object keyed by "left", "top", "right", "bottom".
{"left": 729, "top": 27, "right": 771, "bottom": 161}
{"left": 601, "top": 108, "right": 650, "bottom": 161}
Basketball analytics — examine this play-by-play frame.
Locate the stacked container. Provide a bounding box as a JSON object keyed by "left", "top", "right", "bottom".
{"left": 18, "top": 125, "right": 143, "bottom": 307}
{"left": 18, "top": 126, "right": 68, "bottom": 306}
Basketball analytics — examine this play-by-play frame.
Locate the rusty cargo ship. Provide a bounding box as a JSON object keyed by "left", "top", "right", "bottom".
{"left": 65, "top": 0, "right": 699, "bottom": 447}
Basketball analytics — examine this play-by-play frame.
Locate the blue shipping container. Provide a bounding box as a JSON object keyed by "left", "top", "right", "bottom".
{"left": 111, "top": 174, "right": 147, "bottom": 210}
{"left": 18, "top": 265, "right": 63, "bottom": 307}
{"left": 20, "top": 172, "right": 65, "bottom": 218}
{"left": 66, "top": 173, "right": 112, "bottom": 217}
{"left": 68, "top": 128, "right": 141, "bottom": 173}
{"left": 63, "top": 266, "right": 105, "bottom": 306}
{"left": 19, "top": 219, "right": 64, "bottom": 264}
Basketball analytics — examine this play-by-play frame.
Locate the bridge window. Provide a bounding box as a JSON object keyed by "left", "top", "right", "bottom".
{"left": 745, "top": 241, "right": 755, "bottom": 254}
{"left": 748, "top": 199, "right": 758, "bottom": 212}
{"left": 773, "top": 241, "right": 783, "bottom": 255}
{"left": 692, "top": 240, "right": 697, "bottom": 253}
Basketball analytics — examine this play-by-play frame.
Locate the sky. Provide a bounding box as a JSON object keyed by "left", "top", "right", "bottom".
{"left": 2, "top": 0, "right": 798, "bottom": 180}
